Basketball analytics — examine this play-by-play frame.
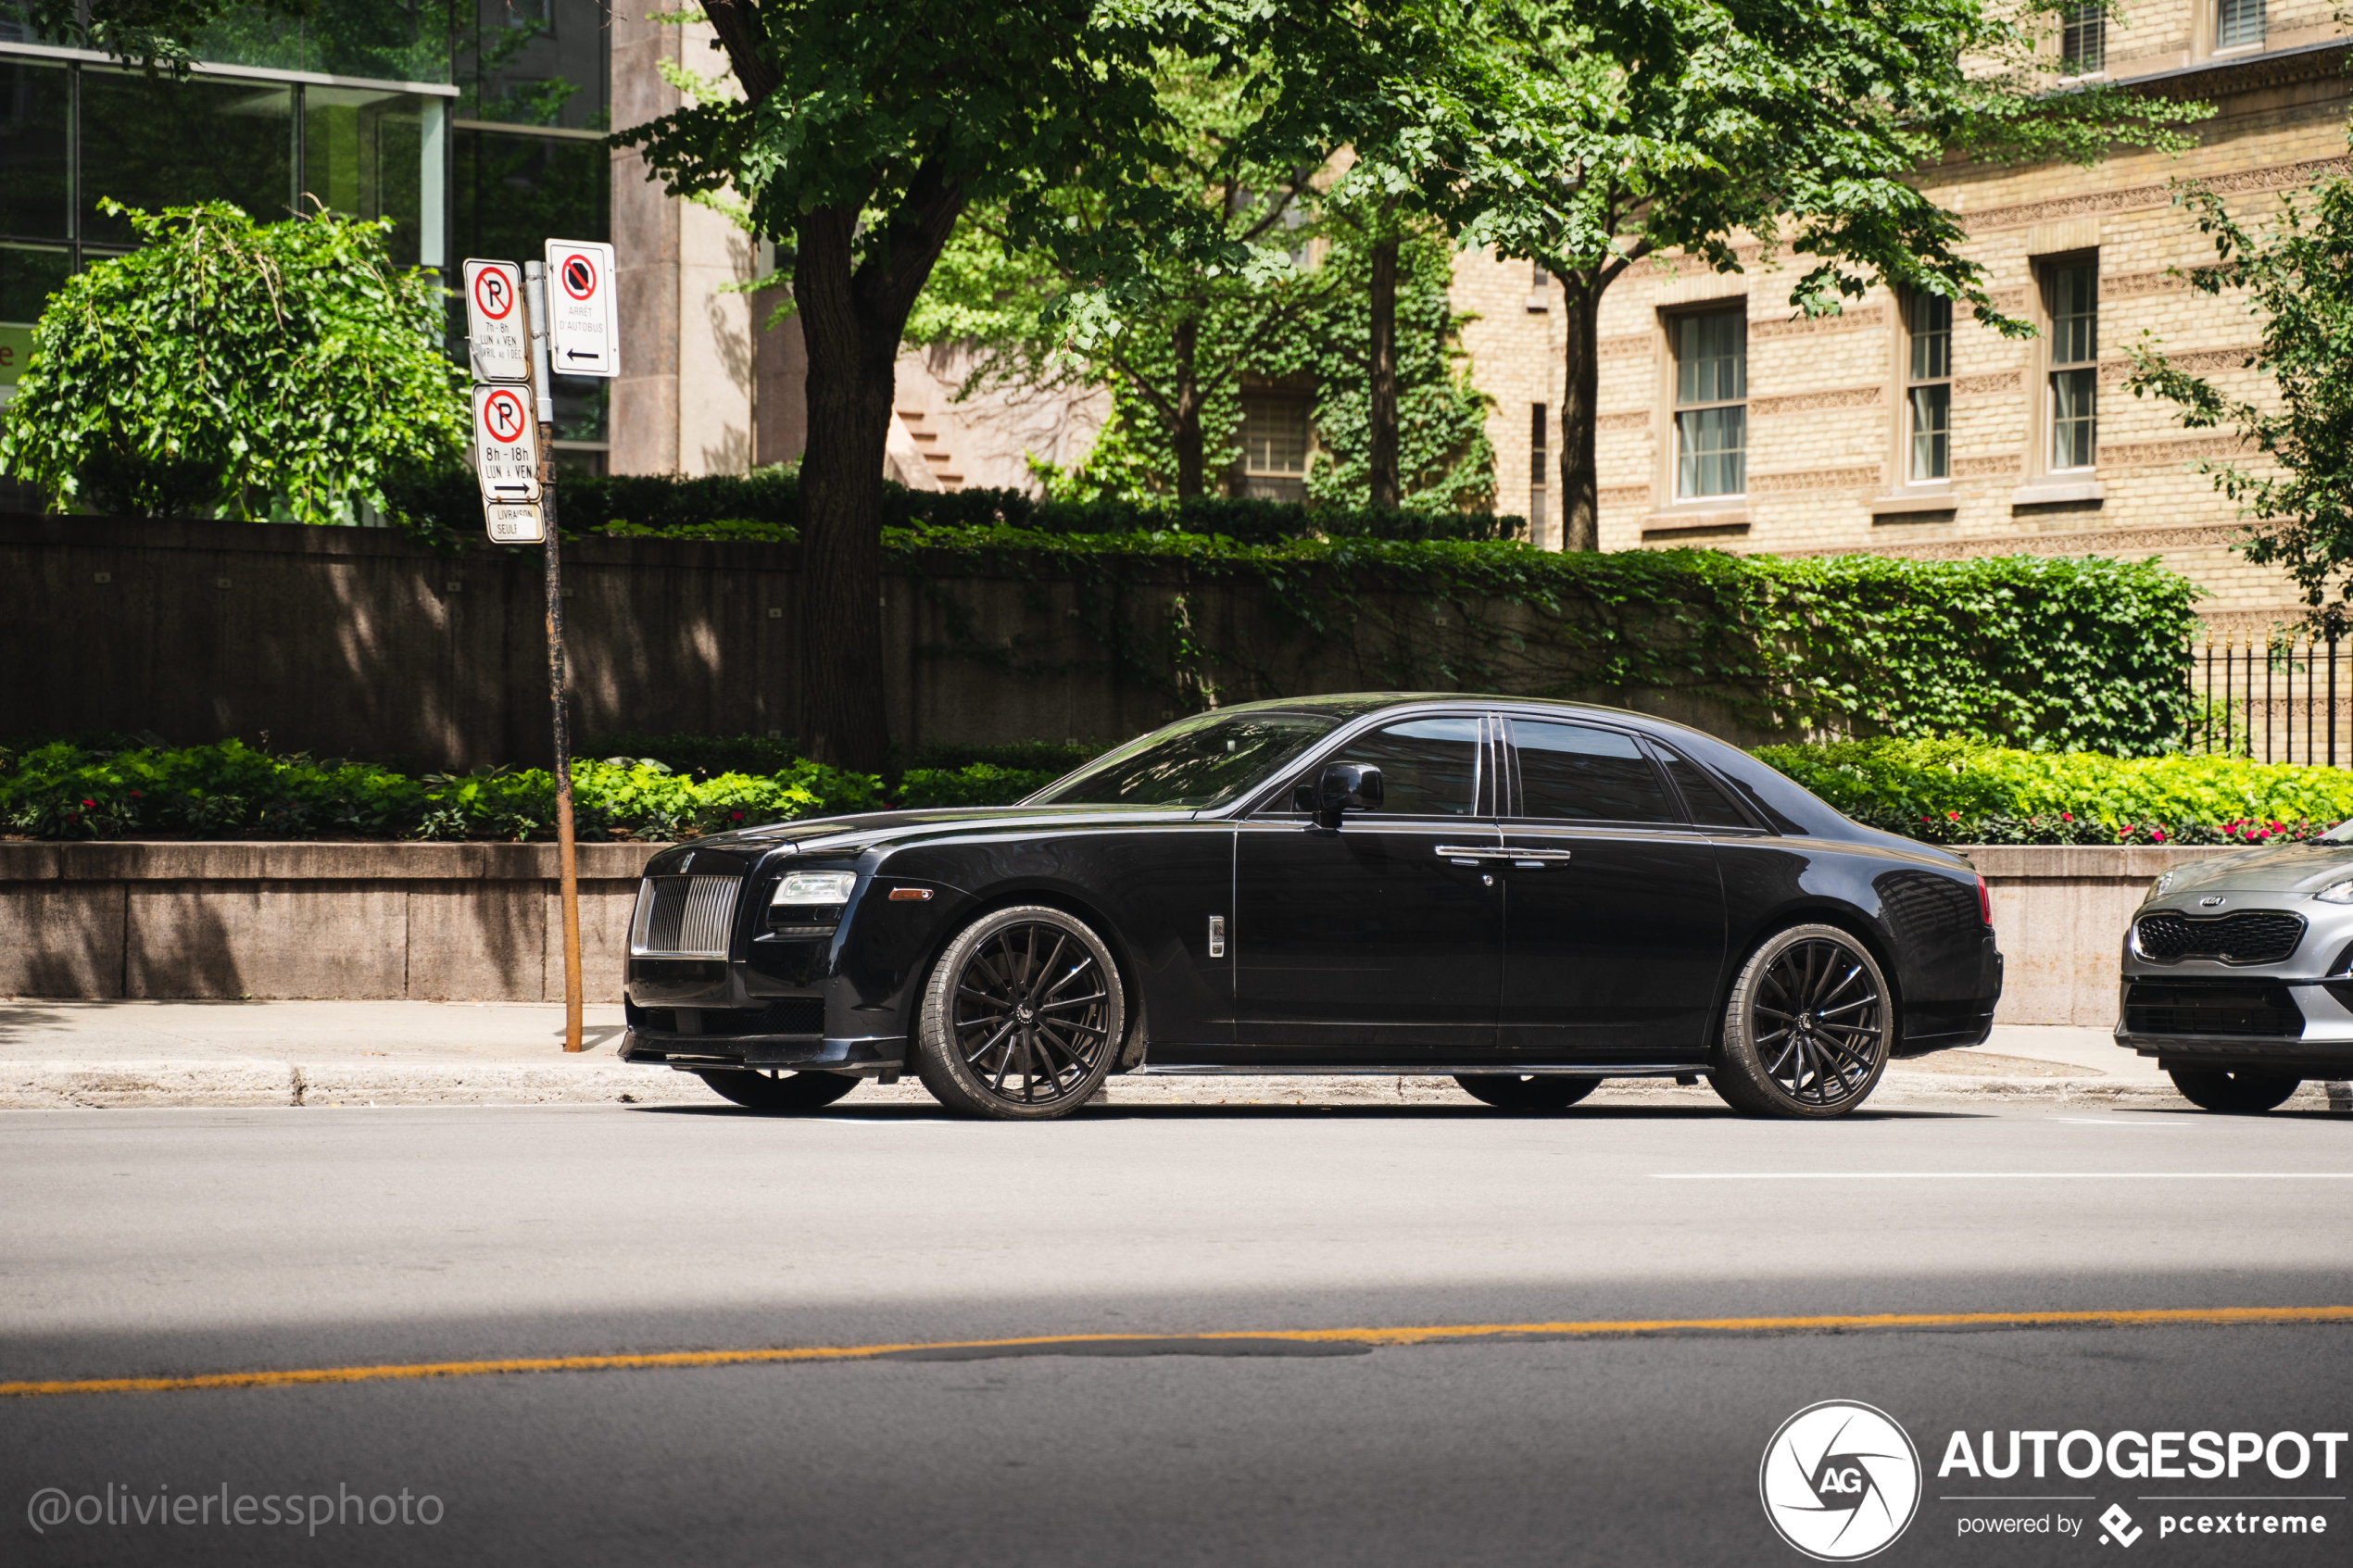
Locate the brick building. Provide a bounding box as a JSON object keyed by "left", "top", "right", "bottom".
{"left": 1536, "top": 1, "right": 2349, "bottom": 630}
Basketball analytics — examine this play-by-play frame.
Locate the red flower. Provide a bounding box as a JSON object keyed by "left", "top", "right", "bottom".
{"left": 129, "top": 790, "right": 142, "bottom": 798}
{"left": 2061, "top": 812, "right": 2073, "bottom": 822}
{"left": 730, "top": 811, "right": 745, "bottom": 821}
{"left": 1948, "top": 810, "right": 1961, "bottom": 821}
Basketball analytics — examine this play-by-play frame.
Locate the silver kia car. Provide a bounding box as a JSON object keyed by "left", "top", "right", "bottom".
{"left": 2119, "top": 825, "right": 2353, "bottom": 1111}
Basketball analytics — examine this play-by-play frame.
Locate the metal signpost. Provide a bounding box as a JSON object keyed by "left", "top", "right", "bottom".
{"left": 463, "top": 243, "right": 618, "bottom": 1053}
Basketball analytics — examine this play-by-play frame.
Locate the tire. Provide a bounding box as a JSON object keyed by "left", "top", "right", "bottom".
{"left": 1455, "top": 1073, "right": 1601, "bottom": 1111}
{"left": 914, "top": 905, "right": 1125, "bottom": 1121}
{"left": 1711, "top": 923, "right": 1893, "bottom": 1119}
{"left": 695, "top": 1069, "right": 860, "bottom": 1112}
{"left": 2168, "top": 1065, "right": 2300, "bottom": 1114}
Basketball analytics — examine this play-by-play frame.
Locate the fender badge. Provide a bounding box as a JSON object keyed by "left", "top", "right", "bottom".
{"left": 2199, "top": 895, "right": 2225, "bottom": 907}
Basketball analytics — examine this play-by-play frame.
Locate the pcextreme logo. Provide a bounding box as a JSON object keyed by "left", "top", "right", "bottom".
{"left": 1761, "top": 1400, "right": 1925, "bottom": 1562}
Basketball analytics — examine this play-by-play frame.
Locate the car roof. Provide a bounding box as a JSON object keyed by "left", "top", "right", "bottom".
{"left": 1208, "top": 691, "right": 1689, "bottom": 734}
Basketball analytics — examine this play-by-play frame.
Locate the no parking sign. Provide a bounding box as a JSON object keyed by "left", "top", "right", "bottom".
{"left": 472, "top": 385, "right": 541, "bottom": 501}
{"left": 461, "top": 259, "right": 527, "bottom": 383}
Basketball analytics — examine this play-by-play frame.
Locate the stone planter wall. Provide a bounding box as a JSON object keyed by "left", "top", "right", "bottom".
{"left": 0, "top": 842, "right": 664, "bottom": 1003}
{"left": 0, "top": 839, "right": 2234, "bottom": 1023}
{"left": 1969, "top": 844, "right": 2242, "bottom": 1026}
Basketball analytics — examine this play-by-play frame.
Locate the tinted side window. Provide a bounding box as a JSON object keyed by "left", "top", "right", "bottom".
{"left": 1321, "top": 718, "right": 1481, "bottom": 816}
{"left": 1657, "top": 748, "right": 1754, "bottom": 829}
{"left": 1511, "top": 721, "right": 1677, "bottom": 823}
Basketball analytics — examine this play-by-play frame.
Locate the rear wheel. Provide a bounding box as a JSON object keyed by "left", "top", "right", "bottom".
{"left": 915, "top": 906, "right": 1124, "bottom": 1121}
{"left": 2168, "top": 1065, "right": 2300, "bottom": 1114}
{"left": 1455, "top": 1073, "right": 1601, "bottom": 1111}
{"left": 695, "top": 1069, "right": 859, "bottom": 1112}
{"left": 1711, "top": 923, "right": 1892, "bottom": 1119}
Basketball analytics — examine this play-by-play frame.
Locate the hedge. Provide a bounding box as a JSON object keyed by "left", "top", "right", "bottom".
{"left": 1758, "top": 736, "right": 2353, "bottom": 846}
{"left": 385, "top": 465, "right": 1523, "bottom": 546}
{"left": 384, "top": 467, "right": 2203, "bottom": 755}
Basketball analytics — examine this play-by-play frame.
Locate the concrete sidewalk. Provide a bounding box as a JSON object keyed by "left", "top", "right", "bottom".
{"left": 5, "top": 997, "right": 2346, "bottom": 1112}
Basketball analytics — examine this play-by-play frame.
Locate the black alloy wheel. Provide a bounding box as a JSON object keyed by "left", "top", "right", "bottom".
{"left": 1455, "top": 1073, "right": 1602, "bottom": 1111}
{"left": 915, "top": 905, "right": 1124, "bottom": 1120}
{"left": 1712, "top": 923, "right": 1892, "bottom": 1119}
{"left": 2167, "top": 1065, "right": 2301, "bottom": 1114}
{"left": 695, "top": 1069, "right": 860, "bottom": 1112}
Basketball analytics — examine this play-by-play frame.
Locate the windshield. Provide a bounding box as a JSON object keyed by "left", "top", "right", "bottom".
{"left": 1033, "top": 710, "right": 1341, "bottom": 809}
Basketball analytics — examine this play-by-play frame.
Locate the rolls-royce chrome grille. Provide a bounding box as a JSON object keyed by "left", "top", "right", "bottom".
{"left": 2133, "top": 909, "right": 2306, "bottom": 966}
{"left": 630, "top": 874, "right": 742, "bottom": 959}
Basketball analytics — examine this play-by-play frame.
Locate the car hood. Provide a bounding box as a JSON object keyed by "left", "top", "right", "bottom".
{"left": 673, "top": 802, "right": 1204, "bottom": 859}
{"left": 2155, "top": 839, "right": 2353, "bottom": 897}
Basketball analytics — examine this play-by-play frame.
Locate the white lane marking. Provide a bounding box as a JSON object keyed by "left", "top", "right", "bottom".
{"left": 1655, "top": 1172, "right": 2353, "bottom": 1180}
{"left": 2052, "top": 1117, "right": 2192, "bottom": 1125}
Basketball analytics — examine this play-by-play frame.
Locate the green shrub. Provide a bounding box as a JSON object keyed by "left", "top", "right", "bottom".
{"left": 1758, "top": 736, "right": 2353, "bottom": 846}
{"left": 0, "top": 202, "right": 466, "bottom": 522}
{"left": 0, "top": 736, "right": 1073, "bottom": 841}
{"left": 897, "top": 763, "right": 1061, "bottom": 809}
{"left": 382, "top": 464, "right": 1519, "bottom": 546}
{"left": 0, "top": 739, "right": 885, "bottom": 843}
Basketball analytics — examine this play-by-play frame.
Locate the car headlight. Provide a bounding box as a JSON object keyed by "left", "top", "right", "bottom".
{"left": 2315, "top": 880, "right": 2353, "bottom": 905}
{"left": 773, "top": 870, "right": 857, "bottom": 906}
{"left": 2148, "top": 871, "right": 2176, "bottom": 900}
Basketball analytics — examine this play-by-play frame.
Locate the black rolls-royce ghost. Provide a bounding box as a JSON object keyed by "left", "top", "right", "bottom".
{"left": 619, "top": 695, "right": 2002, "bottom": 1119}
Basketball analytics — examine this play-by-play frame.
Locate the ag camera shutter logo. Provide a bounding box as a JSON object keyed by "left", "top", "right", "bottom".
{"left": 1760, "top": 1400, "right": 1923, "bottom": 1561}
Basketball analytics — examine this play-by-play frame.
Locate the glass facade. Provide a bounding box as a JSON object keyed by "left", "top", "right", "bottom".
{"left": 0, "top": 0, "right": 610, "bottom": 455}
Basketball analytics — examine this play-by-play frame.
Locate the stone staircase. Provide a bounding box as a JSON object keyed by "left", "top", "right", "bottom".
{"left": 897, "top": 408, "right": 963, "bottom": 491}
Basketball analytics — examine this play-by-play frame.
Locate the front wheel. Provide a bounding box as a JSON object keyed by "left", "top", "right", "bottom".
{"left": 2168, "top": 1065, "right": 2299, "bottom": 1114}
{"left": 914, "top": 905, "right": 1125, "bottom": 1121}
{"left": 695, "top": 1069, "right": 860, "bottom": 1112}
{"left": 1455, "top": 1073, "right": 1601, "bottom": 1111}
{"left": 1711, "top": 924, "right": 1892, "bottom": 1119}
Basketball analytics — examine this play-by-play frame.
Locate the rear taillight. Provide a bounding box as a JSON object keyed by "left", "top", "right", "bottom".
{"left": 1975, "top": 874, "right": 1992, "bottom": 927}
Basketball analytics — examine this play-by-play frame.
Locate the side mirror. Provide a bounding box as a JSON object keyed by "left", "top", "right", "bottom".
{"left": 1314, "top": 762, "right": 1383, "bottom": 827}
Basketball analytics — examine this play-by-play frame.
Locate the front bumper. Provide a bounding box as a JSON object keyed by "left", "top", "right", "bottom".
{"left": 2115, "top": 972, "right": 2353, "bottom": 1071}
{"left": 619, "top": 998, "right": 907, "bottom": 1073}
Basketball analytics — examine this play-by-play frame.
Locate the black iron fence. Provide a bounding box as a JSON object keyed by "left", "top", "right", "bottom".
{"left": 2188, "top": 612, "right": 2350, "bottom": 764}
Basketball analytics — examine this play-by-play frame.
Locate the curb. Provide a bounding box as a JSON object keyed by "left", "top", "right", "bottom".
{"left": 4, "top": 1060, "right": 2348, "bottom": 1113}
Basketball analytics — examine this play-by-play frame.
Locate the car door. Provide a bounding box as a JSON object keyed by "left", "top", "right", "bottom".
{"left": 1230, "top": 713, "right": 1503, "bottom": 1060}
{"left": 1495, "top": 717, "right": 1728, "bottom": 1061}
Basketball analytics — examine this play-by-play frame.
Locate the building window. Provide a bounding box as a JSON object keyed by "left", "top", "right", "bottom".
{"left": 2218, "top": 0, "right": 2265, "bottom": 47}
{"left": 1673, "top": 308, "right": 1746, "bottom": 499}
{"left": 1529, "top": 404, "right": 1548, "bottom": 533}
{"left": 2060, "top": 3, "right": 2105, "bottom": 73}
{"left": 1239, "top": 393, "right": 1310, "bottom": 500}
{"left": 1906, "top": 294, "right": 1953, "bottom": 483}
{"left": 2047, "top": 261, "right": 2097, "bottom": 471}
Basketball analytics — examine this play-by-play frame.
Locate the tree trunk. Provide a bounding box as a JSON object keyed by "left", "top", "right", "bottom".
{"left": 1367, "top": 236, "right": 1399, "bottom": 509}
{"left": 1172, "top": 315, "right": 1205, "bottom": 499}
{"left": 1558, "top": 277, "right": 1603, "bottom": 553}
{"left": 792, "top": 208, "right": 902, "bottom": 775}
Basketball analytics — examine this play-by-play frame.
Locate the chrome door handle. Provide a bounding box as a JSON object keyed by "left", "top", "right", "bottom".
{"left": 1499, "top": 847, "right": 1575, "bottom": 861}
{"left": 1434, "top": 845, "right": 1509, "bottom": 860}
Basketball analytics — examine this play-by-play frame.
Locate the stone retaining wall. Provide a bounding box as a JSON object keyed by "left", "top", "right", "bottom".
{"left": 0, "top": 840, "right": 2231, "bottom": 1023}
{"left": 0, "top": 843, "right": 663, "bottom": 1003}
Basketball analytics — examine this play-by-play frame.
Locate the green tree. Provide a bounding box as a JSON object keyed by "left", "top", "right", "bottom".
{"left": 0, "top": 201, "right": 468, "bottom": 522}
{"left": 967, "top": 220, "right": 1495, "bottom": 511}
{"left": 2126, "top": 164, "right": 2353, "bottom": 613}
{"left": 906, "top": 55, "right": 1333, "bottom": 501}
{"left": 1260, "top": 0, "right": 2206, "bottom": 550}
{"left": 615, "top": 1, "right": 1254, "bottom": 771}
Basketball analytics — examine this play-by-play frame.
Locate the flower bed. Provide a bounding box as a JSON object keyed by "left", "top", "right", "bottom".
{"left": 1757, "top": 737, "right": 2353, "bottom": 846}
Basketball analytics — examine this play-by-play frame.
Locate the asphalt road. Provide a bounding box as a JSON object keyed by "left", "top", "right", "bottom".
{"left": 5, "top": 1097, "right": 2352, "bottom": 1566}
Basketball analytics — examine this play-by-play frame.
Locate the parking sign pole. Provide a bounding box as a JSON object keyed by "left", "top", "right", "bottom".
{"left": 523, "top": 260, "right": 585, "bottom": 1053}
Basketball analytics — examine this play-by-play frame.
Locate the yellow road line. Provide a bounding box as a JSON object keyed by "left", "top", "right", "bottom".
{"left": 6, "top": 1305, "right": 2349, "bottom": 1400}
